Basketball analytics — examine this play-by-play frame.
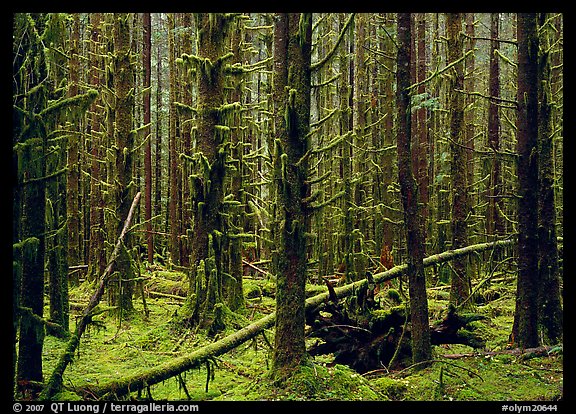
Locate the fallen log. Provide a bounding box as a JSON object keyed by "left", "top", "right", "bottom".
{"left": 441, "top": 345, "right": 562, "bottom": 360}
{"left": 78, "top": 238, "right": 514, "bottom": 399}
{"left": 40, "top": 192, "right": 142, "bottom": 400}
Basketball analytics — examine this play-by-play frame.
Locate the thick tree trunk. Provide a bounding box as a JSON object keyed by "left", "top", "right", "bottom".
{"left": 111, "top": 13, "right": 136, "bottom": 314}
{"left": 13, "top": 13, "right": 49, "bottom": 393}
{"left": 272, "top": 12, "right": 312, "bottom": 375}
{"left": 177, "top": 13, "right": 237, "bottom": 331}
{"left": 396, "top": 12, "right": 431, "bottom": 365}
{"left": 513, "top": 13, "right": 540, "bottom": 348}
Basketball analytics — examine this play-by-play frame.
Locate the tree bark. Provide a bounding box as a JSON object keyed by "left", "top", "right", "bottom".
{"left": 167, "top": 13, "right": 181, "bottom": 266}
{"left": 396, "top": 12, "right": 432, "bottom": 365}
{"left": 536, "top": 13, "right": 562, "bottom": 344}
{"left": 487, "top": 13, "right": 505, "bottom": 238}
{"left": 87, "top": 13, "right": 107, "bottom": 281}
{"left": 446, "top": 13, "right": 471, "bottom": 308}
{"left": 512, "top": 13, "right": 540, "bottom": 348}
{"left": 272, "top": 12, "right": 312, "bottom": 375}
{"left": 111, "top": 13, "right": 136, "bottom": 314}
{"left": 143, "top": 12, "right": 154, "bottom": 264}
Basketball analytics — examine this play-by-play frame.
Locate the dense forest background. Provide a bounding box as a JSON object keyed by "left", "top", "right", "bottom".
{"left": 12, "top": 12, "right": 563, "bottom": 402}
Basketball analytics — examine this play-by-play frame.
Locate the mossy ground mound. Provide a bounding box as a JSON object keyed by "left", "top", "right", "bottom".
{"left": 43, "top": 267, "right": 562, "bottom": 401}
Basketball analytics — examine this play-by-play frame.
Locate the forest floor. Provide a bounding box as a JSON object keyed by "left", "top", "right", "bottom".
{"left": 42, "top": 266, "right": 563, "bottom": 402}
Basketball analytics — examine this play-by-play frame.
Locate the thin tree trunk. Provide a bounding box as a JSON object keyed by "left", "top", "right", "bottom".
{"left": 167, "top": 13, "right": 180, "bottom": 265}
{"left": 143, "top": 12, "right": 153, "bottom": 264}
{"left": 396, "top": 12, "right": 431, "bottom": 365}
{"left": 446, "top": 13, "right": 471, "bottom": 307}
{"left": 87, "top": 13, "right": 107, "bottom": 281}
{"left": 487, "top": 13, "right": 505, "bottom": 238}
{"left": 41, "top": 192, "right": 142, "bottom": 400}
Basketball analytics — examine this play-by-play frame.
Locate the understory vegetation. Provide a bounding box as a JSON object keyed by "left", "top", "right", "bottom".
{"left": 43, "top": 265, "right": 563, "bottom": 401}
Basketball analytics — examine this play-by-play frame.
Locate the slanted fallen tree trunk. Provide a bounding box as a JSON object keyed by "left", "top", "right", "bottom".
{"left": 79, "top": 238, "right": 514, "bottom": 399}
{"left": 40, "top": 192, "right": 142, "bottom": 400}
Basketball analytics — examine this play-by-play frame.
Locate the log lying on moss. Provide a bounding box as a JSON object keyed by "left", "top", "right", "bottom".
{"left": 79, "top": 238, "right": 514, "bottom": 399}
{"left": 41, "top": 192, "right": 142, "bottom": 400}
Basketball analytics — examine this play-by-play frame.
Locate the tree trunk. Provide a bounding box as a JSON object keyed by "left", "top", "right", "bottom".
{"left": 272, "top": 12, "right": 312, "bottom": 375}
{"left": 13, "top": 13, "right": 49, "bottom": 394}
{"left": 536, "top": 13, "right": 562, "bottom": 344}
{"left": 395, "top": 12, "right": 431, "bottom": 365}
{"left": 512, "top": 13, "right": 539, "bottom": 348}
{"left": 67, "top": 13, "right": 81, "bottom": 271}
{"left": 111, "top": 13, "right": 136, "bottom": 314}
{"left": 487, "top": 13, "right": 505, "bottom": 239}
{"left": 446, "top": 13, "right": 471, "bottom": 308}
{"left": 415, "top": 13, "right": 429, "bottom": 243}
{"left": 143, "top": 12, "right": 154, "bottom": 264}
{"left": 167, "top": 13, "right": 181, "bottom": 266}
{"left": 177, "top": 13, "right": 237, "bottom": 331}
{"left": 87, "top": 13, "right": 107, "bottom": 281}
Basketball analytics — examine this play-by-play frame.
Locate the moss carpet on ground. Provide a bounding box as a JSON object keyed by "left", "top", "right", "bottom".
{"left": 41, "top": 268, "right": 563, "bottom": 402}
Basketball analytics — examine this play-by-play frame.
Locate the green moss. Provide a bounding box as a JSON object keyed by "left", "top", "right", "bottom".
{"left": 40, "top": 268, "right": 562, "bottom": 401}
{"left": 224, "top": 363, "right": 385, "bottom": 401}
{"left": 371, "top": 376, "right": 408, "bottom": 400}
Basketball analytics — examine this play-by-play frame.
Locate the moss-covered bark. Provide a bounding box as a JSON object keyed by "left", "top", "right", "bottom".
{"left": 13, "top": 13, "right": 49, "bottom": 394}
{"left": 513, "top": 13, "right": 540, "bottom": 348}
{"left": 271, "top": 13, "right": 312, "bottom": 374}
{"left": 536, "top": 13, "right": 562, "bottom": 344}
{"left": 395, "top": 13, "right": 431, "bottom": 365}
{"left": 446, "top": 13, "right": 471, "bottom": 308}
{"left": 110, "top": 13, "right": 136, "bottom": 316}
{"left": 176, "top": 13, "right": 240, "bottom": 331}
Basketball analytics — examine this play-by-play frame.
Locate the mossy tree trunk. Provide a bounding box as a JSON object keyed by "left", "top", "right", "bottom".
{"left": 66, "top": 13, "right": 81, "bottom": 274}
{"left": 167, "top": 13, "right": 181, "bottom": 266}
{"left": 414, "top": 13, "right": 429, "bottom": 245}
{"left": 178, "top": 13, "right": 240, "bottom": 330}
{"left": 486, "top": 13, "right": 505, "bottom": 241}
{"left": 225, "top": 16, "right": 247, "bottom": 311}
{"left": 536, "top": 13, "right": 562, "bottom": 344}
{"left": 87, "top": 13, "right": 107, "bottom": 281}
{"left": 44, "top": 13, "right": 71, "bottom": 334}
{"left": 446, "top": 13, "right": 472, "bottom": 308}
{"left": 13, "top": 13, "right": 49, "bottom": 394}
{"left": 110, "top": 13, "right": 136, "bottom": 315}
{"left": 143, "top": 12, "right": 154, "bottom": 264}
{"left": 271, "top": 12, "right": 312, "bottom": 374}
{"left": 395, "top": 12, "right": 431, "bottom": 365}
{"left": 512, "top": 13, "right": 539, "bottom": 348}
